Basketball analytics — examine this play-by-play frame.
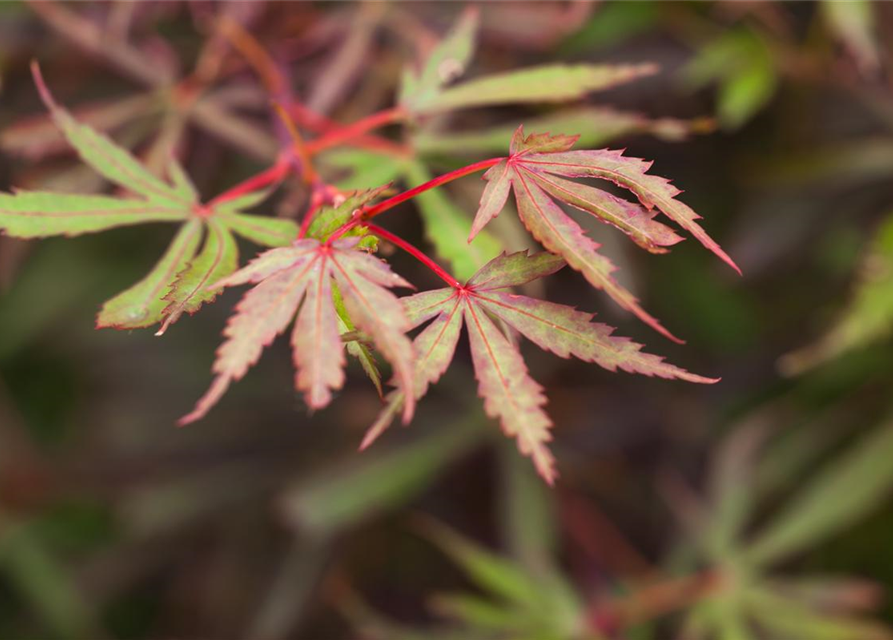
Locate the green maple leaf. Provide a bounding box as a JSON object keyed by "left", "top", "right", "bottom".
{"left": 364, "top": 251, "right": 717, "bottom": 484}
{"left": 0, "top": 65, "right": 299, "bottom": 333}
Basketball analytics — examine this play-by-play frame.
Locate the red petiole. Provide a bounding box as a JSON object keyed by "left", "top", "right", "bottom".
{"left": 306, "top": 107, "right": 407, "bottom": 155}
{"left": 209, "top": 157, "right": 291, "bottom": 207}
{"left": 326, "top": 156, "right": 503, "bottom": 246}
{"left": 364, "top": 223, "right": 460, "bottom": 289}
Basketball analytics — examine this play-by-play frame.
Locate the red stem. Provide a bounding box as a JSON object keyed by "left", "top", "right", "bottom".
{"left": 288, "top": 103, "right": 407, "bottom": 156}
{"left": 209, "top": 158, "right": 290, "bottom": 206}
{"left": 364, "top": 223, "right": 460, "bottom": 289}
{"left": 364, "top": 157, "right": 503, "bottom": 219}
{"left": 306, "top": 107, "right": 407, "bottom": 154}
{"left": 327, "top": 157, "right": 504, "bottom": 243}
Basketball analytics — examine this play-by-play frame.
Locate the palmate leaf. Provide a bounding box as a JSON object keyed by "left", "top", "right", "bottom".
{"left": 0, "top": 65, "right": 298, "bottom": 332}
{"left": 364, "top": 251, "right": 717, "bottom": 484}
{"left": 179, "top": 237, "right": 415, "bottom": 425}
{"left": 470, "top": 126, "right": 739, "bottom": 342}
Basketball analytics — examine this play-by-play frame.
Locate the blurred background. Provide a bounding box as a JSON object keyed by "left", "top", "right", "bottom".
{"left": 2, "top": 2, "right": 893, "bottom": 638}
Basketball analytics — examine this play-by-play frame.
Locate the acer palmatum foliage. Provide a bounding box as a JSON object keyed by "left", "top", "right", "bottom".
{"left": 0, "top": 60, "right": 737, "bottom": 483}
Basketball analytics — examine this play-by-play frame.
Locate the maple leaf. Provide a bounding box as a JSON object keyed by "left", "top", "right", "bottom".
{"left": 179, "top": 236, "right": 416, "bottom": 425}
{"left": 363, "top": 251, "right": 718, "bottom": 484}
{"left": 0, "top": 65, "right": 298, "bottom": 332}
{"left": 470, "top": 126, "right": 740, "bottom": 343}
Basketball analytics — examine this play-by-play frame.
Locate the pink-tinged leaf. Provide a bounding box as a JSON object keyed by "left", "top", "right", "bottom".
{"left": 512, "top": 168, "right": 683, "bottom": 343}
{"left": 402, "top": 288, "right": 457, "bottom": 327}
{"left": 469, "top": 160, "right": 512, "bottom": 241}
{"left": 362, "top": 297, "right": 464, "bottom": 450}
{"left": 466, "top": 250, "right": 565, "bottom": 292}
{"left": 182, "top": 239, "right": 415, "bottom": 424}
{"left": 520, "top": 148, "right": 740, "bottom": 273}
{"left": 363, "top": 251, "right": 717, "bottom": 481}
{"left": 213, "top": 241, "right": 320, "bottom": 289}
{"left": 463, "top": 300, "right": 556, "bottom": 484}
{"left": 180, "top": 259, "right": 316, "bottom": 425}
{"left": 331, "top": 241, "right": 416, "bottom": 421}
{"left": 96, "top": 220, "right": 202, "bottom": 329}
{"left": 473, "top": 291, "right": 718, "bottom": 383}
{"left": 467, "top": 129, "right": 737, "bottom": 340}
{"left": 527, "top": 171, "right": 684, "bottom": 253}
{"left": 293, "top": 254, "right": 344, "bottom": 409}
{"left": 157, "top": 222, "right": 239, "bottom": 335}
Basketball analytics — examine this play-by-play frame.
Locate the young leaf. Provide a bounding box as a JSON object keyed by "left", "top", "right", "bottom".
{"left": 364, "top": 251, "right": 717, "bottom": 483}
{"left": 180, "top": 237, "right": 415, "bottom": 425}
{"left": 469, "top": 127, "right": 739, "bottom": 341}
{"left": 410, "top": 63, "right": 658, "bottom": 114}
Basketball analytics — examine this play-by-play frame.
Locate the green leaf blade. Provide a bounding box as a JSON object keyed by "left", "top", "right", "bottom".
{"left": 158, "top": 222, "right": 239, "bottom": 334}
{"left": 0, "top": 191, "right": 185, "bottom": 239}
{"left": 96, "top": 220, "right": 203, "bottom": 329}
{"left": 414, "top": 63, "right": 658, "bottom": 113}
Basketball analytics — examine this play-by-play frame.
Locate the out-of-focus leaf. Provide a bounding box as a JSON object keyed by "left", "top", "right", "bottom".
{"left": 0, "top": 93, "right": 159, "bottom": 160}
{"left": 764, "top": 576, "right": 884, "bottom": 614}
{"left": 320, "top": 148, "right": 405, "bottom": 191}
{"left": 422, "top": 519, "right": 583, "bottom": 639}
{"left": 279, "top": 417, "right": 485, "bottom": 535}
{"left": 682, "top": 30, "right": 777, "bottom": 129}
{"left": 822, "top": 0, "right": 880, "bottom": 74}
{"left": 744, "top": 586, "right": 892, "bottom": 640}
{"left": 559, "top": 1, "right": 658, "bottom": 54}
{"left": 413, "top": 107, "right": 710, "bottom": 156}
{"left": 781, "top": 212, "right": 893, "bottom": 374}
{"left": 0, "top": 516, "right": 98, "bottom": 640}
{"left": 403, "top": 160, "right": 503, "bottom": 281}
{"left": 399, "top": 7, "right": 479, "bottom": 111}
{"left": 411, "top": 63, "right": 658, "bottom": 114}
{"left": 499, "top": 441, "right": 557, "bottom": 571}
{"left": 745, "top": 417, "right": 893, "bottom": 567}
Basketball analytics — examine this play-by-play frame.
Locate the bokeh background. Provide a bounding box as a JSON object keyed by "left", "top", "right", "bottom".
{"left": 2, "top": 2, "right": 893, "bottom": 639}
